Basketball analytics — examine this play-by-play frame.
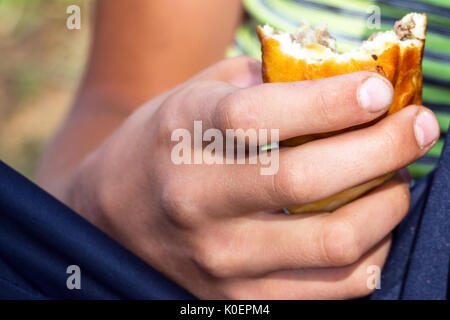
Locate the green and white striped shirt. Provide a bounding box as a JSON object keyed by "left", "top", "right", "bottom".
{"left": 229, "top": 0, "right": 450, "bottom": 179}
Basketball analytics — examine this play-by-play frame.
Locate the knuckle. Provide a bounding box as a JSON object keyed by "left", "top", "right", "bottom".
{"left": 217, "top": 90, "right": 258, "bottom": 130}
{"left": 192, "top": 237, "right": 235, "bottom": 278}
{"left": 160, "top": 182, "right": 201, "bottom": 228}
{"left": 273, "top": 160, "right": 318, "bottom": 204}
{"left": 272, "top": 164, "right": 301, "bottom": 203}
{"left": 321, "top": 220, "right": 362, "bottom": 266}
{"left": 217, "top": 93, "right": 241, "bottom": 130}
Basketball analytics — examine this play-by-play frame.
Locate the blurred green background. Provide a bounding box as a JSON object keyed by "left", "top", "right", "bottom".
{"left": 0, "top": 0, "right": 92, "bottom": 178}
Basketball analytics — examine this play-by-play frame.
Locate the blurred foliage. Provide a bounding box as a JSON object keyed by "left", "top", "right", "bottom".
{"left": 0, "top": 0, "right": 92, "bottom": 178}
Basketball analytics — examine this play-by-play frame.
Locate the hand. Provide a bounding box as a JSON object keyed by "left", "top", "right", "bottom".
{"left": 67, "top": 56, "right": 440, "bottom": 299}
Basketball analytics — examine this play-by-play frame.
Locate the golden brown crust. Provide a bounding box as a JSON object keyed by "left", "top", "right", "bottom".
{"left": 257, "top": 15, "right": 426, "bottom": 214}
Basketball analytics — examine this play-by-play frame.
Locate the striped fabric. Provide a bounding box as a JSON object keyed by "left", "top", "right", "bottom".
{"left": 229, "top": 0, "right": 450, "bottom": 178}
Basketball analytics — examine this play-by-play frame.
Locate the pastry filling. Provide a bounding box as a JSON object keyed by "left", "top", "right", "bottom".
{"left": 259, "top": 13, "right": 426, "bottom": 63}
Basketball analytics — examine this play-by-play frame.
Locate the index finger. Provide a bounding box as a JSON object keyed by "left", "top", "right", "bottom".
{"left": 211, "top": 71, "right": 394, "bottom": 143}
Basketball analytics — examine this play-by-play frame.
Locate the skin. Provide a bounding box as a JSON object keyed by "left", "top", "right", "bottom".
{"left": 35, "top": 1, "right": 439, "bottom": 299}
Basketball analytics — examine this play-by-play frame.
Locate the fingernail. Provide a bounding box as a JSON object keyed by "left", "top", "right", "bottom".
{"left": 358, "top": 77, "right": 393, "bottom": 112}
{"left": 414, "top": 111, "right": 440, "bottom": 148}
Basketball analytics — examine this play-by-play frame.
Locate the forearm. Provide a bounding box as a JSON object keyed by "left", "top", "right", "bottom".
{"left": 34, "top": 91, "right": 127, "bottom": 200}
{"left": 34, "top": 0, "right": 242, "bottom": 199}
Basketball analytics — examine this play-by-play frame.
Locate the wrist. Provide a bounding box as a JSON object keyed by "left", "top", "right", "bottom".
{"left": 66, "top": 152, "right": 109, "bottom": 231}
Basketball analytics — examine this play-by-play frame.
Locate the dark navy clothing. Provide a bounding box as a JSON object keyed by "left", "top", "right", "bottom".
{"left": 370, "top": 130, "right": 450, "bottom": 300}
{"left": 0, "top": 132, "right": 449, "bottom": 299}
{"left": 0, "top": 162, "right": 193, "bottom": 300}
